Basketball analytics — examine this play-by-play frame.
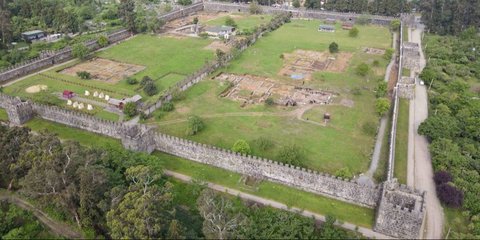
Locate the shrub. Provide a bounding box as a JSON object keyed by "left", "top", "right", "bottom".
{"left": 139, "top": 112, "right": 148, "bottom": 121}
{"left": 356, "top": 15, "right": 370, "bottom": 25}
{"left": 249, "top": 1, "right": 262, "bottom": 14}
{"left": 186, "top": 115, "right": 204, "bottom": 136}
{"left": 225, "top": 16, "right": 237, "bottom": 28}
{"left": 126, "top": 77, "right": 138, "bottom": 85}
{"left": 161, "top": 102, "right": 174, "bottom": 112}
{"left": 123, "top": 102, "right": 137, "bottom": 117}
{"left": 265, "top": 98, "right": 275, "bottom": 106}
{"left": 335, "top": 167, "right": 353, "bottom": 179}
{"left": 329, "top": 42, "right": 339, "bottom": 53}
{"left": 177, "top": 0, "right": 192, "bottom": 6}
{"left": 231, "top": 139, "right": 251, "bottom": 155}
{"left": 143, "top": 81, "right": 158, "bottom": 96}
{"left": 193, "top": 17, "right": 199, "bottom": 25}
{"left": 436, "top": 183, "right": 464, "bottom": 208}
{"left": 356, "top": 63, "right": 370, "bottom": 76}
{"left": 277, "top": 144, "right": 304, "bottom": 166}
{"left": 292, "top": 0, "right": 300, "bottom": 8}
{"left": 76, "top": 71, "right": 91, "bottom": 79}
{"left": 372, "top": 60, "right": 380, "bottom": 67}
{"left": 434, "top": 171, "right": 453, "bottom": 185}
{"left": 140, "top": 76, "right": 154, "bottom": 86}
{"left": 72, "top": 43, "right": 90, "bottom": 59}
{"left": 375, "top": 98, "right": 390, "bottom": 116}
{"left": 384, "top": 48, "right": 394, "bottom": 60}
{"left": 255, "top": 137, "right": 274, "bottom": 151}
{"left": 349, "top": 27, "right": 359, "bottom": 37}
{"left": 362, "top": 122, "right": 377, "bottom": 136}
{"left": 199, "top": 32, "right": 209, "bottom": 39}
{"left": 390, "top": 19, "right": 401, "bottom": 32}
{"left": 375, "top": 81, "right": 387, "bottom": 98}
{"left": 97, "top": 35, "right": 109, "bottom": 48}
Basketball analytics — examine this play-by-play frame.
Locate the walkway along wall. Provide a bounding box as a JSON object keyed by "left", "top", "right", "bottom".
{"left": 0, "top": 29, "right": 132, "bottom": 83}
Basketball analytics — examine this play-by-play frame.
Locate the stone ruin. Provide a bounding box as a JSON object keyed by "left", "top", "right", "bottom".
{"left": 403, "top": 42, "right": 421, "bottom": 73}
{"left": 374, "top": 179, "right": 426, "bottom": 239}
{"left": 217, "top": 73, "right": 334, "bottom": 106}
{"left": 397, "top": 76, "right": 415, "bottom": 99}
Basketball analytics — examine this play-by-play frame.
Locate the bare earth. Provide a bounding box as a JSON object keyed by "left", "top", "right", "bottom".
{"left": 61, "top": 58, "right": 145, "bottom": 83}
{"left": 407, "top": 26, "right": 444, "bottom": 239}
{"left": 25, "top": 84, "right": 48, "bottom": 93}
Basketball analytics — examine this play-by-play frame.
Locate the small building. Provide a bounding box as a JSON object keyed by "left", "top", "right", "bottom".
{"left": 318, "top": 25, "right": 335, "bottom": 32}
{"left": 108, "top": 94, "right": 142, "bottom": 110}
{"left": 324, "top": 112, "right": 331, "bottom": 121}
{"left": 342, "top": 22, "right": 354, "bottom": 30}
{"left": 63, "top": 90, "right": 75, "bottom": 99}
{"left": 204, "top": 25, "right": 236, "bottom": 39}
{"left": 22, "top": 30, "right": 46, "bottom": 43}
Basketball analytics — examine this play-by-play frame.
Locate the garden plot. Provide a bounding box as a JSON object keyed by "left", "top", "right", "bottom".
{"left": 217, "top": 73, "right": 334, "bottom": 106}
{"left": 278, "top": 50, "right": 352, "bottom": 80}
{"left": 60, "top": 58, "right": 145, "bottom": 83}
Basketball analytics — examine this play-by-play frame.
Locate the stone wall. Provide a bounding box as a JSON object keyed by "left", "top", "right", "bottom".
{"left": 0, "top": 29, "right": 131, "bottom": 83}
{"left": 159, "top": 2, "right": 204, "bottom": 22}
{"left": 203, "top": 1, "right": 395, "bottom": 25}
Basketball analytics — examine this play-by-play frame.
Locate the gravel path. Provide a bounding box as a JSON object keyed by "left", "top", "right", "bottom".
{"left": 407, "top": 26, "right": 444, "bottom": 239}
{"left": 163, "top": 170, "right": 393, "bottom": 239}
{"left": 0, "top": 192, "right": 82, "bottom": 239}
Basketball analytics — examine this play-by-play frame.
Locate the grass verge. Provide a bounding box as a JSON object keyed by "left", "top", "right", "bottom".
{"left": 394, "top": 99, "right": 409, "bottom": 184}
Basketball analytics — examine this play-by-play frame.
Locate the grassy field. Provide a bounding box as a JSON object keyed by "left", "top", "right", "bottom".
{"left": 394, "top": 99, "right": 409, "bottom": 184}
{"left": 0, "top": 107, "right": 7, "bottom": 121}
{"left": 151, "top": 20, "right": 392, "bottom": 174}
{"left": 22, "top": 117, "right": 375, "bottom": 228}
{"left": 3, "top": 34, "right": 215, "bottom": 112}
{"left": 205, "top": 14, "right": 272, "bottom": 32}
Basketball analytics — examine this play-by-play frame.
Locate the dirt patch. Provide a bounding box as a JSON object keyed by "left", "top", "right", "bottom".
{"left": 278, "top": 50, "right": 353, "bottom": 80}
{"left": 164, "top": 12, "right": 230, "bottom": 30}
{"left": 340, "top": 99, "right": 355, "bottom": 108}
{"left": 25, "top": 85, "right": 48, "bottom": 93}
{"left": 216, "top": 73, "right": 335, "bottom": 106}
{"left": 176, "top": 106, "right": 191, "bottom": 114}
{"left": 60, "top": 58, "right": 145, "bottom": 84}
{"left": 204, "top": 41, "right": 231, "bottom": 52}
{"left": 364, "top": 47, "right": 386, "bottom": 55}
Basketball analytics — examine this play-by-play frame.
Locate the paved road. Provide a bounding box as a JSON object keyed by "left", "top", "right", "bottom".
{"left": 0, "top": 192, "right": 82, "bottom": 239}
{"left": 407, "top": 27, "right": 444, "bottom": 239}
{"left": 164, "top": 170, "right": 393, "bottom": 239}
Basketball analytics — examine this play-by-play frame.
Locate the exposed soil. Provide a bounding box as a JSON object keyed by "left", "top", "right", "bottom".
{"left": 204, "top": 41, "right": 231, "bottom": 52}
{"left": 60, "top": 58, "right": 145, "bottom": 84}
{"left": 25, "top": 84, "right": 48, "bottom": 93}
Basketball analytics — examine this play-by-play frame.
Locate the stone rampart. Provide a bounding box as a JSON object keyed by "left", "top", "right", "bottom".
{"left": 0, "top": 29, "right": 131, "bottom": 83}
{"left": 159, "top": 2, "right": 204, "bottom": 22}
{"left": 203, "top": 1, "right": 395, "bottom": 25}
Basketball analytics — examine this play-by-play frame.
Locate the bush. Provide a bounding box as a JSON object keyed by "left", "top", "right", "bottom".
{"left": 225, "top": 16, "right": 237, "bottom": 28}
{"left": 193, "top": 17, "right": 199, "bottom": 25}
{"left": 384, "top": 48, "right": 394, "bottom": 60}
{"left": 434, "top": 171, "right": 453, "bottom": 185}
{"left": 335, "top": 167, "right": 353, "bottom": 179}
{"left": 249, "top": 1, "right": 262, "bottom": 14}
{"left": 375, "top": 98, "right": 390, "bottom": 116}
{"left": 292, "top": 0, "right": 301, "bottom": 8}
{"left": 161, "top": 102, "right": 174, "bottom": 112}
{"left": 329, "top": 42, "right": 339, "bottom": 53}
{"left": 123, "top": 102, "right": 137, "bottom": 117}
{"left": 186, "top": 115, "right": 204, "bottom": 136}
{"left": 375, "top": 81, "right": 387, "bottom": 98}
{"left": 437, "top": 183, "right": 464, "bottom": 208}
{"left": 126, "top": 77, "right": 138, "bottom": 85}
{"left": 177, "top": 0, "right": 192, "bottom": 6}
{"left": 362, "top": 122, "right": 377, "bottom": 136}
{"left": 265, "top": 98, "right": 275, "bottom": 106}
{"left": 139, "top": 112, "right": 148, "bottom": 121}
{"left": 72, "top": 43, "right": 90, "bottom": 60}
{"left": 231, "top": 139, "right": 251, "bottom": 155}
{"left": 349, "top": 27, "right": 359, "bottom": 37}
{"left": 372, "top": 60, "right": 380, "bottom": 67}
{"left": 255, "top": 137, "right": 274, "bottom": 151}
{"left": 199, "top": 32, "right": 209, "bottom": 39}
{"left": 97, "top": 35, "right": 109, "bottom": 48}
{"left": 143, "top": 81, "right": 158, "bottom": 96}
{"left": 140, "top": 76, "right": 154, "bottom": 86}
{"left": 76, "top": 71, "right": 91, "bottom": 79}
{"left": 356, "top": 63, "right": 370, "bottom": 76}
{"left": 277, "top": 144, "right": 304, "bottom": 166}
{"left": 390, "top": 19, "right": 401, "bottom": 32}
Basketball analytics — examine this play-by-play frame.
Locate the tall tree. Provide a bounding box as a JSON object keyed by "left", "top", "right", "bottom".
{"left": 119, "top": 0, "right": 136, "bottom": 32}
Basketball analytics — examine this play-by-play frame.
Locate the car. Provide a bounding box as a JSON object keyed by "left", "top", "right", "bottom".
{"left": 419, "top": 80, "right": 425, "bottom": 85}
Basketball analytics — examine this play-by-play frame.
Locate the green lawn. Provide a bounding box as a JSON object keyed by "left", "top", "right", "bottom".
{"left": 0, "top": 107, "right": 7, "bottom": 121}
{"left": 21, "top": 117, "right": 375, "bottom": 228}
{"left": 205, "top": 14, "right": 272, "bottom": 32}
{"left": 394, "top": 99, "right": 409, "bottom": 184}
{"left": 151, "top": 20, "right": 391, "bottom": 175}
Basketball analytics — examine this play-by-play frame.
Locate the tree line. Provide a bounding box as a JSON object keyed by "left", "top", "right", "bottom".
{"left": 0, "top": 124, "right": 358, "bottom": 239}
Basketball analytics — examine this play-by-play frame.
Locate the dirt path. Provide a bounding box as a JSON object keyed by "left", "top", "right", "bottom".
{"left": 407, "top": 26, "right": 444, "bottom": 239}
{"left": 163, "top": 170, "right": 393, "bottom": 239}
{"left": 0, "top": 192, "right": 83, "bottom": 239}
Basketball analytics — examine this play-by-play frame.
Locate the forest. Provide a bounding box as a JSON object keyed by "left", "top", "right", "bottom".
{"left": 418, "top": 28, "right": 480, "bottom": 238}
{"left": 0, "top": 124, "right": 357, "bottom": 239}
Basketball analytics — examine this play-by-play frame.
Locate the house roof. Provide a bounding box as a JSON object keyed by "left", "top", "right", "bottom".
{"left": 319, "top": 25, "right": 335, "bottom": 30}
{"left": 22, "top": 30, "right": 45, "bottom": 36}
{"left": 127, "top": 95, "right": 142, "bottom": 103}
{"left": 205, "top": 25, "right": 235, "bottom": 33}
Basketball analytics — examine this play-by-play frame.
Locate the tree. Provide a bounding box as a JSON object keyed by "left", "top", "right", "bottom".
{"left": 193, "top": 17, "right": 199, "bottom": 25}
{"left": 161, "top": 102, "right": 174, "bottom": 112}
{"left": 390, "top": 19, "right": 401, "bottom": 31}
{"left": 119, "top": 0, "right": 136, "bottom": 32}
{"left": 418, "top": 115, "right": 460, "bottom": 141}
{"left": 141, "top": 76, "right": 154, "bottom": 86}
{"left": 76, "top": 71, "right": 91, "bottom": 79}
{"left": 167, "top": 220, "right": 185, "bottom": 239}
{"left": 375, "top": 98, "right": 390, "bottom": 116}
{"left": 433, "top": 171, "right": 453, "bottom": 185}
{"left": 436, "top": 183, "right": 464, "bottom": 208}
{"left": 126, "top": 77, "right": 138, "bottom": 85}
{"left": 72, "top": 43, "right": 90, "bottom": 60}
{"left": 216, "top": 49, "right": 226, "bottom": 66}
{"left": 123, "top": 102, "right": 137, "bottom": 117}
{"left": 375, "top": 81, "right": 387, "bottom": 98}
{"left": 249, "top": 1, "right": 262, "bottom": 14}
{"left": 0, "top": 126, "right": 30, "bottom": 190}
{"left": 197, "top": 189, "right": 247, "bottom": 239}
{"left": 292, "top": 0, "right": 301, "bottom": 8}
{"left": 356, "top": 63, "right": 370, "bottom": 76}
{"left": 328, "top": 42, "right": 339, "bottom": 53}
{"left": 349, "top": 27, "right": 359, "bottom": 37}
{"left": 225, "top": 17, "right": 237, "bottom": 28}
{"left": 97, "top": 35, "right": 109, "bottom": 48}
{"left": 384, "top": 48, "right": 394, "bottom": 60}
{"left": 143, "top": 81, "right": 158, "bottom": 96}
{"left": 186, "top": 115, "right": 204, "bottom": 136}
{"left": 264, "top": 98, "right": 274, "bottom": 106}
{"left": 231, "top": 140, "right": 251, "bottom": 155}
{"left": 277, "top": 144, "right": 304, "bottom": 166}
{"left": 318, "top": 215, "right": 348, "bottom": 239}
